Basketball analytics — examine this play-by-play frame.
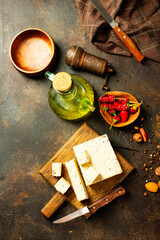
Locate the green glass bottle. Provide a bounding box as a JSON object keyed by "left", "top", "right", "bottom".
{"left": 46, "top": 71, "right": 95, "bottom": 120}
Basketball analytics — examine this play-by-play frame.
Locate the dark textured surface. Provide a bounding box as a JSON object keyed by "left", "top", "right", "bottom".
{"left": 0, "top": 1, "right": 160, "bottom": 240}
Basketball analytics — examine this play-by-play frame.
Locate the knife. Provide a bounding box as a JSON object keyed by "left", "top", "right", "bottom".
{"left": 90, "top": 0, "right": 144, "bottom": 62}
{"left": 53, "top": 186, "right": 125, "bottom": 223}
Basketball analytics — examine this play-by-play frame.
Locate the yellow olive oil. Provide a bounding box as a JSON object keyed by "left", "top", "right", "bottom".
{"left": 48, "top": 73, "right": 95, "bottom": 120}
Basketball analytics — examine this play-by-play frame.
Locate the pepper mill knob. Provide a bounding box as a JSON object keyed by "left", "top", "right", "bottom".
{"left": 65, "top": 46, "right": 113, "bottom": 77}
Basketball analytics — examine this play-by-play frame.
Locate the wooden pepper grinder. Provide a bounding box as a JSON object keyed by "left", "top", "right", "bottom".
{"left": 65, "top": 46, "right": 113, "bottom": 90}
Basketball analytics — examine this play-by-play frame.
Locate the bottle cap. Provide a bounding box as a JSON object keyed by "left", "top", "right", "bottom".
{"left": 53, "top": 72, "right": 72, "bottom": 92}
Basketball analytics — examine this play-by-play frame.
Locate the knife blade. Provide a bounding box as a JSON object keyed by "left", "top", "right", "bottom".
{"left": 90, "top": 0, "right": 144, "bottom": 62}
{"left": 53, "top": 186, "right": 125, "bottom": 224}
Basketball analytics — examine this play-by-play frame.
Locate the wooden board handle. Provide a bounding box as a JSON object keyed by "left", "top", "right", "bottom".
{"left": 88, "top": 186, "right": 125, "bottom": 215}
{"left": 113, "top": 26, "right": 144, "bottom": 62}
{"left": 41, "top": 192, "right": 66, "bottom": 218}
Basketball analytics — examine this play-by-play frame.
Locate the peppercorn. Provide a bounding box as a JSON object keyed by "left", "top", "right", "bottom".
{"left": 144, "top": 148, "right": 147, "bottom": 154}
{"left": 144, "top": 192, "right": 148, "bottom": 197}
{"left": 143, "top": 163, "right": 147, "bottom": 168}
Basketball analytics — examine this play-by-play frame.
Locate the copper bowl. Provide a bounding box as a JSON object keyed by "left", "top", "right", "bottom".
{"left": 99, "top": 91, "right": 141, "bottom": 127}
{"left": 9, "top": 28, "right": 56, "bottom": 76}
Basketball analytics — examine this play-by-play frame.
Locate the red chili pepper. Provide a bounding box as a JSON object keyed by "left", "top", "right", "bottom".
{"left": 129, "top": 106, "right": 138, "bottom": 114}
{"left": 109, "top": 114, "right": 121, "bottom": 129}
{"left": 98, "top": 95, "right": 115, "bottom": 103}
{"left": 120, "top": 110, "right": 128, "bottom": 122}
{"left": 101, "top": 103, "right": 109, "bottom": 113}
{"left": 109, "top": 103, "right": 116, "bottom": 110}
{"left": 114, "top": 102, "right": 128, "bottom": 111}
{"left": 114, "top": 101, "right": 142, "bottom": 111}
{"left": 117, "top": 97, "right": 129, "bottom": 104}
{"left": 140, "top": 128, "right": 147, "bottom": 142}
{"left": 117, "top": 97, "right": 138, "bottom": 104}
{"left": 109, "top": 109, "right": 117, "bottom": 116}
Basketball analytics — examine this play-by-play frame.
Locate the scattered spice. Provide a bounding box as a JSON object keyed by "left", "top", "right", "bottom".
{"left": 140, "top": 128, "right": 147, "bottom": 142}
{"left": 145, "top": 182, "right": 158, "bottom": 193}
{"left": 157, "top": 145, "right": 160, "bottom": 149}
{"left": 143, "top": 163, "right": 147, "bottom": 168}
{"left": 134, "top": 126, "right": 139, "bottom": 130}
{"left": 144, "top": 192, "right": 148, "bottom": 197}
{"left": 144, "top": 148, "right": 147, "bottom": 154}
{"left": 133, "top": 133, "right": 142, "bottom": 143}
{"left": 155, "top": 167, "right": 160, "bottom": 176}
{"left": 141, "top": 117, "right": 144, "bottom": 121}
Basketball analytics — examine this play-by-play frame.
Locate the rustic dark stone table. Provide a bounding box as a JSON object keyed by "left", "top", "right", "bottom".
{"left": 1, "top": 1, "right": 160, "bottom": 240}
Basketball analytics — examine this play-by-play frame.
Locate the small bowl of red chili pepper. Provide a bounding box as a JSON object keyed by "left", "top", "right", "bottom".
{"left": 99, "top": 91, "right": 142, "bottom": 128}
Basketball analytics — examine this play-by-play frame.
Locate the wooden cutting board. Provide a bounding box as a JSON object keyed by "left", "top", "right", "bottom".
{"left": 40, "top": 123, "right": 134, "bottom": 218}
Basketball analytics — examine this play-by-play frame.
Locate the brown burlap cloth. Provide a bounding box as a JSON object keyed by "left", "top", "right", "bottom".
{"left": 75, "top": 0, "right": 160, "bottom": 62}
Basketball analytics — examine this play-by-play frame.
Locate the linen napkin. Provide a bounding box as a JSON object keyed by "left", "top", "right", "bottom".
{"left": 75, "top": 0, "right": 160, "bottom": 62}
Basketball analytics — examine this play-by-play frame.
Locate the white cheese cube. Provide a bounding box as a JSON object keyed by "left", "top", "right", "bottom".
{"left": 54, "top": 177, "right": 70, "bottom": 194}
{"left": 65, "top": 159, "right": 89, "bottom": 201}
{"left": 73, "top": 134, "right": 123, "bottom": 186}
{"left": 52, "top": 162, "right": 62, "bottom": 177}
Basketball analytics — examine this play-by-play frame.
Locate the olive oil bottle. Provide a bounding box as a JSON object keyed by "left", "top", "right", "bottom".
{"left": 46, "top": 72, "right": 95, "bottom": 120}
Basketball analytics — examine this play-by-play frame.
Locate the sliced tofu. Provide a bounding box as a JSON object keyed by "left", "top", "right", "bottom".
{"left": 52, "top": 162, "right": 62, "bottom": 177}
{"left": 54, "top": 177, "right": 70, "bottom": 194}
{"left": 65, "top": 159, "right": 89, "bottom": 201}
{"left": 82, "top": 165, "right": 101, "bottom": 184}
{"left": 73, "top": 149, "right": 91, "bottom": 166}
{"left": 73, "top": 134, "right": 123, "bottom": 186}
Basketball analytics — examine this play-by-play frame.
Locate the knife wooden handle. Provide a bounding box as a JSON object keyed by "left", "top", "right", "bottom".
{"left": 88, "top": 186, "right": 125, "bottom": 215}
{"left": 113, "top": 26, "right": 144, "bottom": 62}
{"left": 41, "top": 192, "right": 66, "bottom": 218}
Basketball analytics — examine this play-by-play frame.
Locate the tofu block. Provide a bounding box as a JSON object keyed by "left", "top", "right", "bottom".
{"left": 54, "top": 177, "right": 70, "bottom": 194}
{"left": 52, "top": 162, "right": 62, "bottom": 177}
{"left": 65, "top": 159, "right": 89, "bottom": 201}
{"left": 73, "top": 134, "right": 123, "bottom": 186}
